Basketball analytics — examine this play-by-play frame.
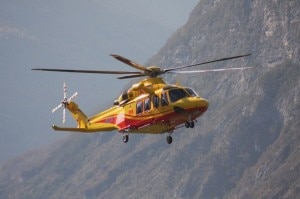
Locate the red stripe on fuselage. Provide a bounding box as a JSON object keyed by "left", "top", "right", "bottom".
{"left": 93, "top": 106, "right": 207, "bottom": 133}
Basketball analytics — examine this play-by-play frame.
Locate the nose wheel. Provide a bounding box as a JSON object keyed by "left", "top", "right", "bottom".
{"left": 185, "top": 120, "right": 195, "bottom": 128}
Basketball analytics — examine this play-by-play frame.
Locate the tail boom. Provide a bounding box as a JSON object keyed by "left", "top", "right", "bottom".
{"left": 54, "top": 101, "right": 119, "bottom": 132}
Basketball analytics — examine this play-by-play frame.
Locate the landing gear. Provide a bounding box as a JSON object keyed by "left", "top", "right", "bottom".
{"left": 185, "top": 120, "right": 195, "bottom": 128}
{"left": 185, "top": 122, "right": 190, "bottom": 128}
{"left": 123, "top": 134, "right": 129, "bottom": 143}
{"left": 166, "top": 135, "right": 173, "bottom": 144}
{"left": 190, "top": 121, "right": 195, "bottom": 128}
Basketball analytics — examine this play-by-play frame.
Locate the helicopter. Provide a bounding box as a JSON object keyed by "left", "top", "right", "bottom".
{"left": 32, "top": 53, "right": 251, "bottom": 144}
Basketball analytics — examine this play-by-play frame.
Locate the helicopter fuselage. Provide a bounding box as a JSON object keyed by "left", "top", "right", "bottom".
{"left": 54, "top": 77, "right": 208, "bottom": 143}
{"left": 90, "top": 80, "right": 209, "bottom": 134}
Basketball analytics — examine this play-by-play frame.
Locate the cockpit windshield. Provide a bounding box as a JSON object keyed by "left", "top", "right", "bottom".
{"left": 168, "top": 89, "right": 188, "bottom": 103}
{"left": 185, "top": 88, "right": 198, "bottom": 97}
{"left": 121, "top": 91, "right": 129, "bottom": 101}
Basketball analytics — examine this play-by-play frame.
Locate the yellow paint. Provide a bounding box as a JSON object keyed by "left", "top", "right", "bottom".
{"left": 53, "top": 77, "right": 209, "bottom": 134}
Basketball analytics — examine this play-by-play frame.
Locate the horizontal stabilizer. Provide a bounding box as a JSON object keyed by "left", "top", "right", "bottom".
{"left": 52, "top": 125, "right": 117, "bottom": 133}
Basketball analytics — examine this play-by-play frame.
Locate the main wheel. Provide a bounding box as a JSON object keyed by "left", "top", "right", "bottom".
{"left": 190, "top": 121, "right": 195, "bottom": 128}
{"left": 185, "top": 122, "right": 190, "bottom": 128}
{"left": 123, "top": 134, "right": 129, "bottom": 143}
{"left": 166, "top": 136, "right": 173, "bottom": 144}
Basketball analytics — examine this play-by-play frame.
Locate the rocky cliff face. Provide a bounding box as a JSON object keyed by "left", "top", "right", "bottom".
{"left": 0, "top": 0, "right": 299, "bottom": 198}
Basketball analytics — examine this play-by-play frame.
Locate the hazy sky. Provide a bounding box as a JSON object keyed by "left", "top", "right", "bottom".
{"left": 0, "top": 0, "right": 198, "bottom": 165}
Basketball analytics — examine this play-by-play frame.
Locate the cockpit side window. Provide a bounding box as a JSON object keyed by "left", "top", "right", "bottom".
{"left": 161, "top": 92, "right": 169, "bottom": 106}
{"left": 121, "top": 92, "right": 128, "bottom": 101}
{"left": 185, "top": 88, "right": 198, "bottom": 97}
{"left": 169, "top": 89, "right": 188, "bottom": 103}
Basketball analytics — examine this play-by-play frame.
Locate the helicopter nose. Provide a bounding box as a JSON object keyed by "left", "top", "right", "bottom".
{"left": 195, "top": 97, "right": 209, "bottom": 113}
{"left": 173, "top": 97, "right": 209, "bottom": 115}
{"left": 199, "top": 98, "right": 209, "bottom": 108}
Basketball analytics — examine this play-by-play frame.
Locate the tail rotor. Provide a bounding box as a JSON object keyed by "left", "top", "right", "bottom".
{"left": 52, "top": 82, "right": 78, "bottom": 124}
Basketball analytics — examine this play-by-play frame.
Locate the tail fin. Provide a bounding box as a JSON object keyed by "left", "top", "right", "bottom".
{"left": 65, "top": 101, "right": 89, "bottom": 128}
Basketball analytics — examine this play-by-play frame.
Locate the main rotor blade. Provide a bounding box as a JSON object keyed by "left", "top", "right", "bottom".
{"left": 32, "top": 68, "right": 141, "bottom": 75}
{"left": 110, "top": 54, "right": 150, "bottom": 72}
{"left": 117, "top": 74, "right": 147, "bottom": 79}
{"left": 165, "top": 54, "right": 251, "bottom": 72}
{"left": 168, "top": 66, "right": 253, "bottom": 74}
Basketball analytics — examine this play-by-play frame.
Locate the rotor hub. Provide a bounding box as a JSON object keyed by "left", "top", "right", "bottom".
{"left": 146, "top": 66, "right": 164, "bottom": 77}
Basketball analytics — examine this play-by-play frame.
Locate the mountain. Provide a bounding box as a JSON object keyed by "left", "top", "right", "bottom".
{"left": 0, "top": 0, "right": 197, "bottom": 165}
{"left": 0, "top": 0, "right": 299, "bottom": 198}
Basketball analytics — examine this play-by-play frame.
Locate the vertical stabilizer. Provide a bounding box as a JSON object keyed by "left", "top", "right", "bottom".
{"left": 65, "top": 101, "right": 89, "bottom": 128}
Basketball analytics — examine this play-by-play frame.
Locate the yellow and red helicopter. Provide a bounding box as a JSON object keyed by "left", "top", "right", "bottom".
{"left": 32, "top": 54, "right": 251, "bottom": 144}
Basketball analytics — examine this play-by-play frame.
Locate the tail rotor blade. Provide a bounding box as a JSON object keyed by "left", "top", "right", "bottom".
{"left": 68, "top": 92, "right": 78, "bottom": 101}
{"left": 63, "top": 82, "right": 67, "bottom": 99}
{"left": 52, "top": 104, "right": 62, "bottom": 113}
{"left": 63, "top": 108, "right": 66, "bottom": 124}
{"left": 51, "top": 83, "right": 78, "bottom": 124}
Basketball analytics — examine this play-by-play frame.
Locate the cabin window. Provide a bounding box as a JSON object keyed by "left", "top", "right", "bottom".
{"left": 161, "top": 92, "right": 169, "bottom": 106}
{"left": 153, "top": 95, "right": 159, "bottom": 108}
{"left": 169, "top": 89, "right": 188, "bottom": 103}
{"left": 136, "top": 101, "right": 143, "bottom": 114}
{"left": 144, "top": 98, "right": 151, "bottom": 112}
